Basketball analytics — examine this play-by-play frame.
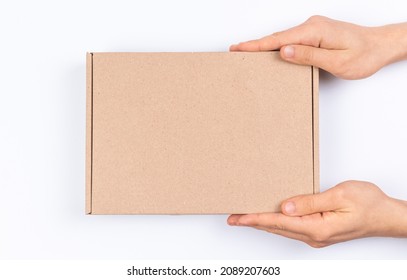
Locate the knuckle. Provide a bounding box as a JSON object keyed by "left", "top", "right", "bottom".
{"left": 337, "top": 180, "right": 383, "bottom": 198}
{"left": 258, "top": 40, "right": 268, "bottom": 51}
{"left": 333, "top": 184, "right": 347, "bottom": 200}
{"left": 270, "top": 33, "right": 282, "bottom": 46}
{"left": 271, "top": 31, "right": 282, "bottom": 37}
{"left": 251, "top": 213, "right": 262, "bottom": 226}
{"left": 310, "top": 228, "right": 331, "bottom": 243}
{"left": 304, "top": 16, "right": 331, "bottom": 37}
{"left": 335, "top": 180, "right": 364, "bottom": 199}
{"left": 307, "top": 15, "right": 324, "bottom": 23}
{"left": 273, "top": 222, "right": 286, "bottom": 231}
{"left": 308, "top": 241, "right": 327, "bottom": 248}
{"left": 265, "top": 228, "right": 278, "bottom": 234}
{"left": 340, "top": 179, "right": 360, "bottom": 185}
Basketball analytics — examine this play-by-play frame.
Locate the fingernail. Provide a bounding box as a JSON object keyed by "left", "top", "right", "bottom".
{"left": 284, "top": 201, "right": 296, "bottom": 214}
{"left": 283, "top": 46, "right": 294, "bottom": 58}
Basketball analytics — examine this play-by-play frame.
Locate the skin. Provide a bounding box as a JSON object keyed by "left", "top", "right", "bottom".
{"left": 230, "top": 15, "right": 407, "bottom": 80}
{"left": 228, "top": 16, "right": 407, "bottom": 247}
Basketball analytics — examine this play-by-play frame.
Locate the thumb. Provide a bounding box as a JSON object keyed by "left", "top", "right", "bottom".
{"left": 281, "top": 189, "right": 339, "bottom": 217}
{"left": 280, "top": 45, "right": 340, "bottom": 74}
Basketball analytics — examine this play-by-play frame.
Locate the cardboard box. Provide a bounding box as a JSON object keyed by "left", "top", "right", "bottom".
{"left": 86, "top": 52, "right": 319, "bottom": 214}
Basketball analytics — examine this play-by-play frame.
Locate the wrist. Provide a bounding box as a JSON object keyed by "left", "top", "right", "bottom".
{"left": 375, "top": 23, "right": 407, "bottom": 66}
{"left": 379, "top": 197, "right": 407, "bottom": 238}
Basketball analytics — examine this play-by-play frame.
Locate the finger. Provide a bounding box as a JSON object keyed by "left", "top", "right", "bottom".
{"left": 230, "top": 35, "right": 284, "bottom": 52}
{"left": 235, "top": 212, "right": 314, "bottom": 235}
{"left": 251, "top": 225, "right": 310, "bottom": 243}
{"left": 227, "top": 214, "right": 244, "bottom": 226}
{"left": 229, "top": 44, "right": 241, "bottom": 51}
{"left": 230, "top": 39, "right": 272, "bottom": 52}
{"left": 230, "top": 24, "right": 322, "bottom": 52}
{"left": 282, "top": 187, "right": 343, "bottom": 217}
{"left": 280, "top": 45, "right": 344, "bottom": 73}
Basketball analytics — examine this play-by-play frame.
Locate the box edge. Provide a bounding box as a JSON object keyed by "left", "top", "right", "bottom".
{"left": 86, "top": 52, "right": 93, "bottom": 214}
{"left": 312, "top": 66, "right": 320, "bottom": 194}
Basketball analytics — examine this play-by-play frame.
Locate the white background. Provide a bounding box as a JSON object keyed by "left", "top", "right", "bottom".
{"left": 0, "top": 0, "right": 406, "bottom": 259}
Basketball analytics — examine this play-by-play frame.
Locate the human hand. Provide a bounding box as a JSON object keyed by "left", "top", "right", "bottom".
{"left": 227, "top": 180, "right": 407, "bottom": 248}
{"left": 230, "top": 16, "right": 407, "bottom": 79}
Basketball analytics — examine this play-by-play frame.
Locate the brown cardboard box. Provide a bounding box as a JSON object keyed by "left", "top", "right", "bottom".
{"left": 86, "top": 52, "right": 319, "bottom": 214}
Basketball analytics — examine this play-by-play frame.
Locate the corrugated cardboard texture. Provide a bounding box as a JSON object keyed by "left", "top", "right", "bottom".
{"left": 86, "top": 52, "right": 318, "bottom": 214}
